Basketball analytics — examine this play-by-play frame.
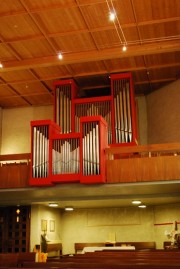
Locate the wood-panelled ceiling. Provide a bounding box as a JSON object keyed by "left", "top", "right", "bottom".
{"left": 0, "top": 0, "right": 179, "bottom": 108}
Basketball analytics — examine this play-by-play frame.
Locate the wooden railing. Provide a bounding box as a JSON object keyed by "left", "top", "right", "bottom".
{"left": 0, "top": 153, "right": 31, "bottom": 188}
{"left": 105, "top": 142, "right": 180, "bottom": 183}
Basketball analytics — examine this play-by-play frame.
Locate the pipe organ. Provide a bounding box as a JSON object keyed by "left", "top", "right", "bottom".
{"left": 30, "top": 73, "right": 137, "bottom": 186}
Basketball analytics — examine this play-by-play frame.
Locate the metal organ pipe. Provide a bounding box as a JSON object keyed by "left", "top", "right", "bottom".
{"left": 52, "top": 138, "right": 80, "bottom": 175}
{"left": 56, "top": 84, "right": 71, "bottom": 133}
{"left": 75, "top": 101, "right": 111, "bottom": 144}
{"left": 82, "top": 121, "right": 100, "bottom": 176}
{"left": 113, "top": 78, "right": 132, "bottom": 144}
{"left": 32, "top": 125, "right": 49, "bottom": 178}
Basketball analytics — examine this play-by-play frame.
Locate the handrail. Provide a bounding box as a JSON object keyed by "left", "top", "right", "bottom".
{"left": 105, "top": 142, "right": 180, "bottom": 159}
{"left": 0, "top": 153, "right": 31, "bottom": 162}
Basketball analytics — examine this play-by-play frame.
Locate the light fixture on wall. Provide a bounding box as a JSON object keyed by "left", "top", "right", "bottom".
{"left": 49, "top": 203, "right": 58, "bottom": 207}
{"left": 65, "top": 206, "right": 74, "bottom": 211}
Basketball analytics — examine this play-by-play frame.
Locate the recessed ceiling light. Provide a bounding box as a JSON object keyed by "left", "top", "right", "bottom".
{"left": 49, "top": 203, "right": 58, "bottom": 207}
{"left": 138, "top": 204, "right": 146, "bottom": 208}
{"left": 132, "top": 200, "right": 142, "bottom": 205}
{"left": 65, "top": 206, "right": 74, "bottom": 211}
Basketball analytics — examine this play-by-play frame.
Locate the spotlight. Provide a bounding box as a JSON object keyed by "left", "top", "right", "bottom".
{"left": 122, "top": 45, "right": 127, "bottom": 52}
{"left": 58, "top": 52, "right": 63, "bottom": 60}
{"left": 109, "top": 12, "right": 116, "bottom": 21}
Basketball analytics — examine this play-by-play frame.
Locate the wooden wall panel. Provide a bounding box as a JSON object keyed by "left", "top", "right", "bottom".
{"left": 106, "top": 156, "right": 180, "bottom": 183}
{"left": 0, "top": 163, "right": 30, "bottom": 188}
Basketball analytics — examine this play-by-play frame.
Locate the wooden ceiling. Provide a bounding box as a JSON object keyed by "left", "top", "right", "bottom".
{"left": 0, "top": 0, "right": 179, "bottom": 108}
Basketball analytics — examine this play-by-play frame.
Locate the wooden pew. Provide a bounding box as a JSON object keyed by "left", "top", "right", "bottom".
{"left": 13, "top": 261, "right": 180, "bottom": 269}
{"left": 0, "top": 253, "right": 18, "bottom": 267}
{"left": 17, "top": 252, "right": 36, "bottom": 267}
{"left": 2, "top": 250, "right": 180, "bottom": 269}
{"left": 0, "top": 252, "right": 35, "bottom": 267}
{"left": 22, "top": 251, "right": 180, "bottom": 268}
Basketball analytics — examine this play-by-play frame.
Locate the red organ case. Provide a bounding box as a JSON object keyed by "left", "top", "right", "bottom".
{"left": 29, "top": 73, "right": 138, "bottom": 186}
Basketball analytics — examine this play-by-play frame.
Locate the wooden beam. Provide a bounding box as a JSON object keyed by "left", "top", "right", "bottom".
{"left": 1, "top": 41, "right": 180, "bottom": 72}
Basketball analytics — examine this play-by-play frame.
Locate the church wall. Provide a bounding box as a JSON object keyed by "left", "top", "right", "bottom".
{"left": 147, "top": 79, "right": 180, "bottom": 144}
{"left": 60, "top": 204, "right": 179, "bottom": 254}
{"left": 30, "top": 205, "right": 62, "bottom": 256}
{"left": 0, "top": 105, "right": 53, "bottom": 154}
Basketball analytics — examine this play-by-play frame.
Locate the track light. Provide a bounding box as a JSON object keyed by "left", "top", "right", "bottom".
{"left": 109, "top": 12, "right": 116, "bottom": 21}
{"left": 122, "top": 45, "right": 127, "bottom": 52}
{"left": 58, "top": 52, "right": 63, "bottom": 60}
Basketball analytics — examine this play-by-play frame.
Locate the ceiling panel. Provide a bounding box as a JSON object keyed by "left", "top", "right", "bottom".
{"left": 0, "top": 0, "right": 179, "bottom": 108}
{"left": 0, "top": 14, "right": 42, "bottom": 41}
{"left": 133, "top": 0, "right": 180, "bottom": 21}
{"left": 11, "top": 39, "right": 55, "bottom": 59}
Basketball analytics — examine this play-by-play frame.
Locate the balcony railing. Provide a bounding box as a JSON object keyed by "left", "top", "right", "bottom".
{"left": 105, "top": 142, "right": 180, "bottom": 183}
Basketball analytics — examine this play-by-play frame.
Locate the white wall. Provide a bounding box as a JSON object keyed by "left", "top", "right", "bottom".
{"left": 0, "top": 105, "right": 53, "bottom": 154}
{"left": 147, "top": 79, "right": 180, "bottom": 144}
{"left": 136, "top": 96, "right": 148, "bottom": 145}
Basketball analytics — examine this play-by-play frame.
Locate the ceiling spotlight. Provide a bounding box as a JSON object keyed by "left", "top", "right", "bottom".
{"left": 132, "top": 200, "right": 142, "bottom": 205}
{"left": 109, "top": 12, "right": 116, "bottom": 21}
{"left": 138, "top": 204, "right": 147, "bottom": 208}
{"left": 122, "top": 45, "right": 127, "bottom": 52}
{"left": 65, "top": 206, "right": 74, "bottom": 211}
{"left": 49, "top": 203, "right": 58, "bottom": 207}
{"left": 58, "top": 52, "right": 63, "bottom": 60}
{"left": 0, "top": 62, "right": 3, "bottom": 68}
